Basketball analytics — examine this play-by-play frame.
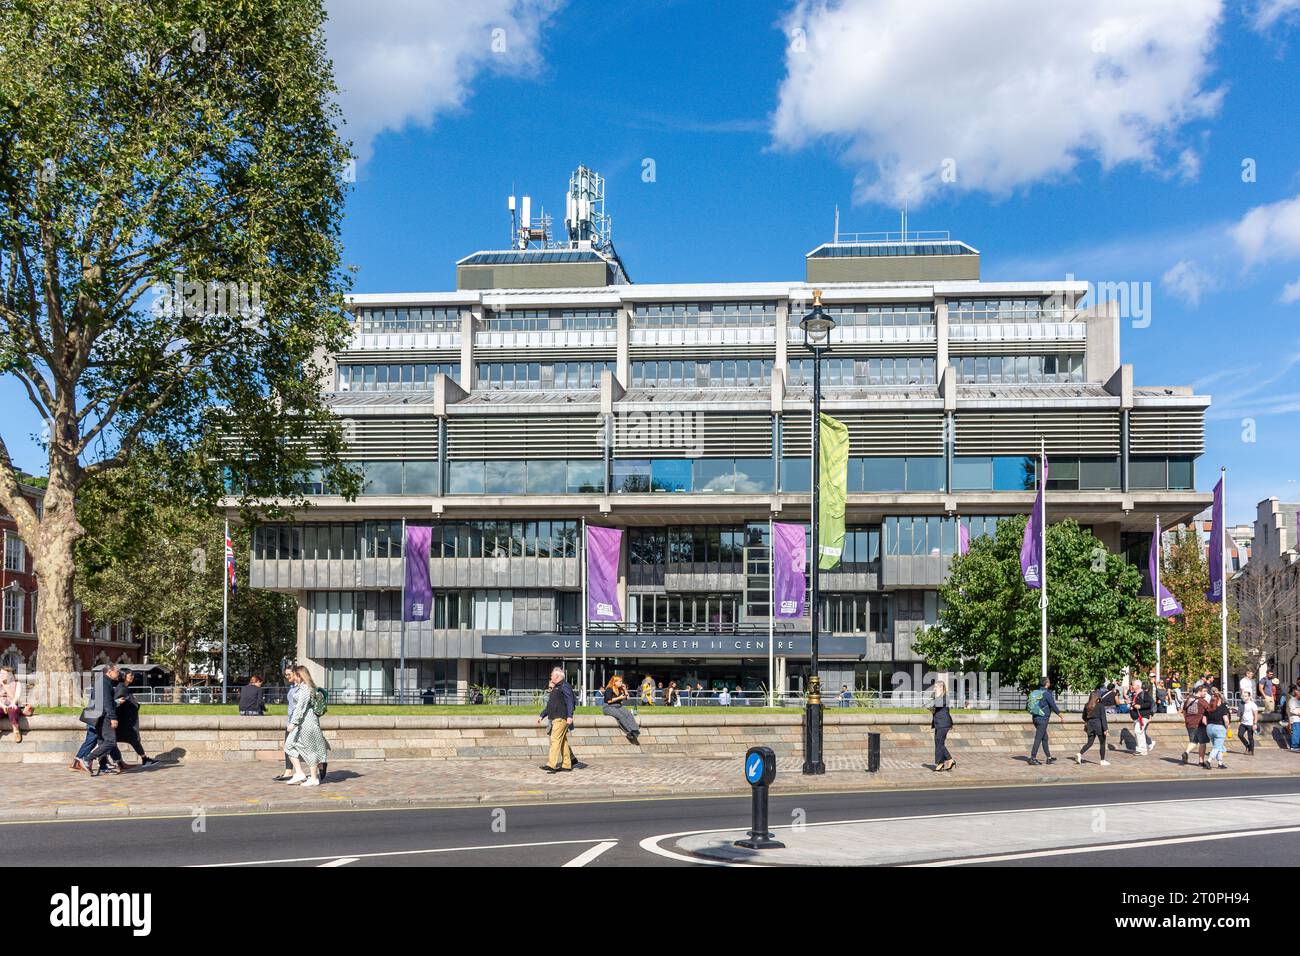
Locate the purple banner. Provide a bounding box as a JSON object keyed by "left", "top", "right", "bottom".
{"left": 1150, "top": 517, "right": 1183, "bottom": 617}
{"left": 772, "top": 522, "right": 806, "bottom": 619}
{"left": 1206, "top": 476, "right": 1224, "bottom": 603}
{"left": 403, "top": 525, "right": 432, "bottom": 622}
{"left": 957, "top": 522, "right": 970, "bottom": 557}
{"left": 586, "top": 524, "right": 623, "bottom": 622}
{"left": 1020, "top": 457, "right": 1048, "bottom": 589}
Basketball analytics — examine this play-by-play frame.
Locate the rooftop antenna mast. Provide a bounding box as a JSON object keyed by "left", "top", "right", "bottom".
{"left": 565, "top": 165, "right": 612, "bottom": 250}
{"left": 834, "top": 205, "right": 840, "bottom": 243}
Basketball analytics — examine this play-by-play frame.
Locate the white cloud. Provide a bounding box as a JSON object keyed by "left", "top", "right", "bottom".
{"left": 1161, "top": 259, "right": 1217, "bottom": 307}
{"left": 324, "top": 0, "right": 562, "bottom": 164}
{"left": 771, "top": 0, "right": 1225, "bottom": 206}
{"left": 1177, "top": 148, "right": 1202, "bottom": 183}
{"left": 1282, "top": 277, "right": 1300, "bottom": 303}
{"left": 1231, "top": 193, "right": 1300, "bottom": 265}
{"left": 1252, "top": 0, "right": 1300, "bottom": 30}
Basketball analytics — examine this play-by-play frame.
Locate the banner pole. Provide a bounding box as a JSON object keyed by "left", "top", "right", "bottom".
{"left": 581, "top": 516, "right": 588, "bottom": 708}
{"left": 1221, "top": 467, "right": 1228, "bottom": 694}
{"left": 1154, "top": 513, "right": 1161, "bottom": 686}
{"left": 222, "top": 518, "right": 229, "bottom": 703}
{"left": 768, "top": 517, "right": 775, "bottom": 708}
{"left": 399, "top": 516, "right": 406, "bottom": 705}
{"left": 1040, "top": 439, "right": 1047, "bottom": 678}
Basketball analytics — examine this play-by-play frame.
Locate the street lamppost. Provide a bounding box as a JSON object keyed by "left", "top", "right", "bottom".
{"left": 801, "top": 289, "right": 835, "bottom": 775}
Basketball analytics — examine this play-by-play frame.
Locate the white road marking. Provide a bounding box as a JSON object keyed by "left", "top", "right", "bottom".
{"left": 562, "top": 841, "right": 617, "bottom": 867}
{"left": 640, "top": 790, "right": 1300, "bottom": 866}
{"left": 912, "top": 824, "right": 1300, "bottom": 866}
{"left": 318, "top": 857, "right": 359, "bottom": 867}
{"left": 193, "top": 837, "right": 618, "bottom": 867}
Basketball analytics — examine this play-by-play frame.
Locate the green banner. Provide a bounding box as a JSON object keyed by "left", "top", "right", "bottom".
{"left": 817, "top": 412, "right": 848, "bottom": 570}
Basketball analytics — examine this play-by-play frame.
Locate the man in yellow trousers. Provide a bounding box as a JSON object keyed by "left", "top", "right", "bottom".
{"left": 538, "top": 666, "right": 575, "bottom": 773}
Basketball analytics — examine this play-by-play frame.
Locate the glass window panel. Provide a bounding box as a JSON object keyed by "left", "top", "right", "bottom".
{"left": 567, "top": 461, "right": 605, "bottom": 493}
{"left": 613, "top": 459, "right": 651, "bottom": 493}
{"left": 1046, "top": 458, "right": 1079, "bottom": 490}
{"left": 484, "top": 460, "right": 525, "bottom": 494}
{"left": 952, "top": 457, "right": 993, "bottom": 491}
{"left": 733, "top": 458, "right": 773, "bottom": 493}
{"left": 447, "top": 461, "right": 485, "bottom": 494}
{"left": 694, "top": 458, "right": 735, "bottom": 493}
{"left": 993, "top": 456, "right": 1036, "bottom": 491}
{"left": 861, "top": 457, "right": 906, "bottom": 492}
{"left": 781, "top": 457, "right": 811, "bottom": 492}
{"left": 905, "top": 457, "right": 945, "bottom": 492}
{"left": 1167, "top": 457, "right": 1193, "bottom": 490}
{"left": 526, "top": 460, "right": 566, "bottom": 494}
{"left": 651, "top": 459, "right": 693, "bottom": 493}
{"left": 1080, "top": 457, "right": 1121, "bottom": 490}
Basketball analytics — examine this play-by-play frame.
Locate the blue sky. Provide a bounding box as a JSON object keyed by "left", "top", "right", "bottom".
{"left": 5, "top": 0, "right": 1299, "bottom": 523}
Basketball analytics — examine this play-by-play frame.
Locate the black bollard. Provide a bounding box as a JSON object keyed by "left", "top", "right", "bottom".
{"left": 867, "top": 731, "right": 880, "bottom": 773}
{"left": 735, "top": 746, "right": 785, "bottom": 850}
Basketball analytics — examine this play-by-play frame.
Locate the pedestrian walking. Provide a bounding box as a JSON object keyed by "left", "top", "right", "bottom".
{"left": 1239, "top": 669, "right": 1256, "bottom": 704}
{"left": 283, "top": 666, "right": 329, "bottom": 787}
{"left": 1076, "top": 684, "right": 1118, "bottom": 765}
{"left": 1288, "top": 686, "right": 1300, "bottom": 752}
{"left": 274, "top": 665, "right": 300, "bottom": 781}
{"left": 239, "top": 675, "right": 266, "bottom": 715}
{"left": 1170, "top": 672, "right": 1184, "bottom": 710}
{"left": 1128, "top": 678, "right": 1155, "bottom": 755}
{"left": 538, "top": 666, "right": 575, "bottom": 773}
{"left": 601, "top": 675, "right": 640, "bottom": 744}
{"left": 840, "top": 684, "right": 852, "bottom": 708}
{"left": 1205, "top": 688, "right": 1231, "bottom": 769}
{"left": 1027, "top": 676, "right": 1064, "bottom": 765}
{"left": 1239, "top": 691, "right": 1259, "bottom": 755}
{"left": 718, "top": 686, "right": 731, "bottom": 706}
{"left": 0, "top": 665, "right": 31, "bottom": 743}
{"left": 1181, "top": 684, "right": 1211, "bottom": 767}
{"left": 929, "top": 680, "right": 954, "bottom": 771}
{"left": 111, "top": 669, "right": 156, "bottom": 768}
{"left": 664, "top": 680, "right": 679, "bottom": 706}
{"left": 639, "top": 675, "right": 655, "bottom": 706}
{"left": 76, "top": 663, "right": 122, "bottom": 775}
{"left": 1258, "top": 671, "right": 1274, "bottom": 713}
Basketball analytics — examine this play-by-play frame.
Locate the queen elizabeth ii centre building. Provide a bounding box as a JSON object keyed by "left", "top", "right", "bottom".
{"left": 241, "top": 169, "right": 1211, "bottom": 703}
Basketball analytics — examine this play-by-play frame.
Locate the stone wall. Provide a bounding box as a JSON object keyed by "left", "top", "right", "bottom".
{"left": 3, "top": 711, "right": 1275, "bottom": 765}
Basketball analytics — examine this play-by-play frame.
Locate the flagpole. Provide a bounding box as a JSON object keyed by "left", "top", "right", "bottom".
{"left": 580, "top": 516, "right": 588, "bottom": 707}
{"left": 1220, "top": 467, "right": 1228, "bottom": 694}
{"left": 399, "top": 516, "right": 407, "bottom": 704}
{"left": 1039, "top": 439, "right": 1047, "bottom": 678}
{"left": 759, "top": 515, "right": 769, "bottom": 712}
{"left": 222, "top": 518, "right": 229, "bottom": 704}
{"left": 1159, "top": 512, "right": 1170, "bottom": 686}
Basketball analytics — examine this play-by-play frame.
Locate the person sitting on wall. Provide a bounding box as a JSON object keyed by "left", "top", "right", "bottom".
{"left": 239, "top": 675, "right": 267, "bottom": 716}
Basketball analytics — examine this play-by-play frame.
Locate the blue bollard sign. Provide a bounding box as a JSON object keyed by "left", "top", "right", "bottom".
{"left": 735, "top": 745, "right": 783, "bottom": 850}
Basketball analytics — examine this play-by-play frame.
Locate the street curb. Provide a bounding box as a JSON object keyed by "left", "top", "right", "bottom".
{"left": 3, "top": 767, "right": 1294, "bottom": 824}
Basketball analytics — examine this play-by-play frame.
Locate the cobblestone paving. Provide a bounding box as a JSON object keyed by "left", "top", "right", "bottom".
{"left": 5, "top": 738, "right": 1297, "bottom": 822}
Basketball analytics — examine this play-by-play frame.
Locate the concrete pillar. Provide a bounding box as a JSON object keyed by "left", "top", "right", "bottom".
{"left": 457, "top": 658, "right": 470, "bottom": 700}
{"left": 934, "top": 296, "right": 948, "bottom": 372}
{"left": 460, "top": 308, "right": 477, "bottom": 387}
{"left": 775, "top": 298, "right": 789, "bottom": 375}
{"left": 616, "top": 306, "right": 631, "bottom": 387}
{"left": 296, "top": 593, "right": 324, "bottom": 686}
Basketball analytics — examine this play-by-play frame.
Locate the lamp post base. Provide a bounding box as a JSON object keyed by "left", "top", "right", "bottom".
{"left": 802, "top": 695, "right": 825, "bottom": 776}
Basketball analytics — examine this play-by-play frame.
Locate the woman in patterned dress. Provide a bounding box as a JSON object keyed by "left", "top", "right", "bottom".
{"left": 284, "top": 665, "right": 330, "bottom": 788}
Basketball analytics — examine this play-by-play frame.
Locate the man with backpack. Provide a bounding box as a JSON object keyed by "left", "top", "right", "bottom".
{"left": 1181, "top": 684, "right": 1210, "bottom": 767}
{"left": 1027, "top": 676, "right": 1064, "bottom": 765}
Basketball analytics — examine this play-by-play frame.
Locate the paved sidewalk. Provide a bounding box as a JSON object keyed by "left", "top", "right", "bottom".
{"left": 6, "top": 739, "right": 1297, "bottom": 823}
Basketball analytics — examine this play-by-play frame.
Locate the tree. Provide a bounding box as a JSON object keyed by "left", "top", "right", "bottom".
{"left": 914, "top": 517, "right": 1157, "bottom": 692}
{"left": 1157, "top": 527, "right": 1245, "bottom": 681}
{"left": 1231, "top": 562, "right": 1299, "bottom": 676}
{"left": 75, "top": 449, "right": 297, "bottom": 698}
{"left": 0, "top": 0, "right": 357, "bottom": 682}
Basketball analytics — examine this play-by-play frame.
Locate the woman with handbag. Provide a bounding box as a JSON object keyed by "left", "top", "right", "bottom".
{"left": 929, "top": 680, "right": 954, "bottom": 772}
{"left": 1076, "top": 683, "right": 1118, "bottom": 766}
{"left": 284, "top": 666, "right": 330, "bottom": 788}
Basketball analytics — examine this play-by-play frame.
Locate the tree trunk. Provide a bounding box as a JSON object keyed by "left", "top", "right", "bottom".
{"left": 32, "top": 474, "right": 85, "bottom": 706}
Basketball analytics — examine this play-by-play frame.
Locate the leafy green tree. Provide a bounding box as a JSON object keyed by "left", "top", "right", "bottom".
{"left": 1159, "top": 527, "right": 1244, "bottom": 681}
{"left": 914, "top": 517, "right": 1158, "bottom": 692}
{"left": 0, "top": 0, "right": 357, "bottom": 679}
{"left": 75, "top": 449, "right": 297, "bottom": 698}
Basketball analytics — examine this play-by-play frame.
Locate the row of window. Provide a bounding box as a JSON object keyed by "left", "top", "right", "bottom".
{"left": 950, "top": 354, "right": 1084, "bottom": 384}
{"left": 483, "top": 308, "right": 617, "bottom": 332}
{"left": 612, "top": 458, "right": 775, "bottom": 494}
{"left": 477, "top": 361, "right": 613, "bottom": 390}
{"left": 447, "top": 460, "right": 605, "bottom": 495}
{"left": 631, "top": 359, "right": 773, "bottom": 389}
{"left": 787, "top": 357, "right": 936, "bottom": 387}
{"left": 434, "top": 521, "right": 580, "bottom": 559}
{"left": 821, "top": 304, "right": 933, "bottom": 327}
{"left": 354, "top": 307, "right": 468, "bottom": 333}
{"left": 947, "top": 298, "right": 1068, "bottom": 323}
{"left": 632, "top": 301, "right": 777, "bottom": 327}
{"left": 336, "top": 363, "right": 459, "bottom": 391}
{"left": 628, "top": 526, "right": 763, "bottom": 566}
{"left": 296, "top": 453, "right": 1195, "bottom": 500}
{"left": 307, "top": 589, "right": 515, "bottom": 632}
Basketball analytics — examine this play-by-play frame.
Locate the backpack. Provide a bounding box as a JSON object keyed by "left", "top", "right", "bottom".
{"left": 1027, "top": 689, "right": 1046, "bottom": 718}
{"left": 311, "top": 687, "right": 328, "bottom": 717}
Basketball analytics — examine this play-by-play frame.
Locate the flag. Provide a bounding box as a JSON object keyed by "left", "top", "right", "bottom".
{"left": 772, "top": 521, "right": 806, "bottom": 618}
{"left": 403, "top": 525, "right": 432, "bottom": 622}
{"left": 817, "top": 412, "right": 849, "bottom": 570}
{"left": 1150, "top": 517, "right": 1183, "bottom": 617}
{"left": 586, "top": 525, "right": 623, "bottom": 622}
{"left": 224, "top": 531, "right": 236, "bottom": 595}
{"left": 1206, "top": 475, "right": 1224, "bottom": 603}
{"left": 1021, "top": 456, "right": 1048, "bottom": 589}
{"left": 957, "top": 521, "right": 970, "bottom": 557}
